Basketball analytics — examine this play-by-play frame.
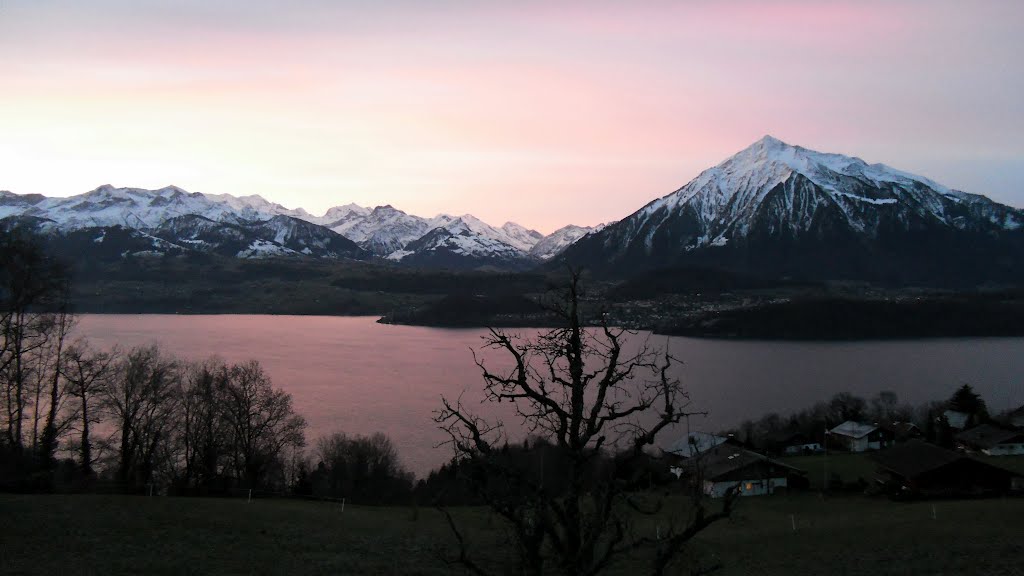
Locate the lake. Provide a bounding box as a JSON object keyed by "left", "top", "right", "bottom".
{"left": 76, "top": 315, "right": 1024, "bottom": 477}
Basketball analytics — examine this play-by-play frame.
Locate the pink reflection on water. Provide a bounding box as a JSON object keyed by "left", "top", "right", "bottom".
{"left": 75, "top": 315, "right": 528, "bottom": 476}
{"left": 75, "top": 315, "right": 1024, "bottom": 477}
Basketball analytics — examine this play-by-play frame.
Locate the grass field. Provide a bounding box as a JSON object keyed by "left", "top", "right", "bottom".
{"left": 779, "top": 452, "right": 878, "bottom": 490}
{"left": 3, "top": 492, "right": 1024, "bottom": 575}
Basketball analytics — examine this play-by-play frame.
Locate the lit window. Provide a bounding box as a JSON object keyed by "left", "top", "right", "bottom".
{"left": 745, "top": 483, "right": 753, "bottom": 491}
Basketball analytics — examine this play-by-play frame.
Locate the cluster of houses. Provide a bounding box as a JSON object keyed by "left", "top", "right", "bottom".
{"left": 665, "top": 406, "right": 1024, "bottom": 500}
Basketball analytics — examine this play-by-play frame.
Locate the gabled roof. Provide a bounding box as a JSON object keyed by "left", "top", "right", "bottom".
{"left": 666, "top": 431, "right": 730, "bottom": 458}
{"left": 829, "top": 421, "right": 877, "bottom": 439}
{"left": 871, "top": 440, "right": 962, "bottom": 479}
{"left": 955, "top": 424, "right": 1024, "bottom": 450}
{"left": 690, "top": 444, "right": 804, "bottom": 482}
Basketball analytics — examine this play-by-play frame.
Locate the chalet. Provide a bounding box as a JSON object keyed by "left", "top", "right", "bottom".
{"left": 665, "top": 431, "right": 732, "bottom": 459}
{"left": 828, "top": 421, "right": 892, "bottom": 452}
{"left": 686, "top": 444, "right": 806, "bottom": 498}
{"left": 955, "top": 424, "right": 1024, "bottom": 456}
{"left": 872, "top": 440, "right": 1019, "bottom": 498}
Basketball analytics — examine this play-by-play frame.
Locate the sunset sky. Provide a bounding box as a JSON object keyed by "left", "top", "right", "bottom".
{"left": 2, "top": 1, "right": 1022, "bottom": 233}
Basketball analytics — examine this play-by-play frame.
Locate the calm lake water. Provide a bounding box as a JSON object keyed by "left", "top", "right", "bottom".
{"left": 76, "top": 315, "right": 1024, "bottom": 476}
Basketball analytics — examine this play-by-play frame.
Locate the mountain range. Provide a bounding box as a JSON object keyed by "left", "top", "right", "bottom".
{"left": 2, "top": 136, "right": 1022, "bottom": 285}
{"left": 0, "top": 185, "right": 598, "bottom": 268}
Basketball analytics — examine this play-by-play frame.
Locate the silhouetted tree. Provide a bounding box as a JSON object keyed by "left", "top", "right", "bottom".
{"left": 103, "top": 345, "right": 181, "bottom": 489}
{"left": 61, "top": 341, "right": 116, "bottom": 479}
{"left": 436, "top": 270, "right": 736, "bottom": 576}
{"left": 315, "top": 431, "right": 412, "bottom": 504}
{"left": 220, "top": 360, "right": 306, "bottom": 489}
{"left": 0, "top": 229, "right": 74, "bottom": 488}
{"left": 828, "top": 392, "right": 867, "bottom": 424}
{"left": 36, "top": 310, "right": 75, "bottom": 474}
{"left": 948, "top": 384, "right": 989, "bottom": 427}
{"left": 1, "top": 230, "right": 68, "bottom": 456}
{"left": 178, "top": 358, "right": 231, "bottom": 492}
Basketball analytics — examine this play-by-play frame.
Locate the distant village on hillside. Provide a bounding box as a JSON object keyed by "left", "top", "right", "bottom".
{"left": 661, "top": 386, "right": 1024, "bottom": 500}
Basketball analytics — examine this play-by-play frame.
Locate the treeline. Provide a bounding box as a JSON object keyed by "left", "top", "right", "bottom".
{"left": 303, "top": 432, "right": 414, "bottom": 504}
{"left": 0, "top": 332, "right": 310, "bottom": 494}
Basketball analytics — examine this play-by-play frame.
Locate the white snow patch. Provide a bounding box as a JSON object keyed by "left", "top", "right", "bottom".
{"left": 236, "top": 240, "right": 297, "bottom": 259}
{"left": 833, "top": 191, "right": 898, "bottom": 205}
{"left": 386, "top": 249, "right": 414, "bottom": 261}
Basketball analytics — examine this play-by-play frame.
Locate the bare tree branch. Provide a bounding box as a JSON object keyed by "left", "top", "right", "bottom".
{"left": 436, "top": 268, "right": 734, "bottom": 575}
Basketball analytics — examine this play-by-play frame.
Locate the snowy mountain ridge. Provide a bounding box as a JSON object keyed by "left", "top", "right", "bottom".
{"left": 0, "top": 185, "right": 578, "bottom": 264}
{"left": 528, "top": 224, "right": 603, "bottom": 260}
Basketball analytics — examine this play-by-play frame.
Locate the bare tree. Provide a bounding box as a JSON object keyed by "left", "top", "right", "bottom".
{"left": 220, "top": 360, "right": 306, "bottom": 489}
{"left": 315, "top": 431, "right": 412, "bottom": 503}
{"left": 178, "top": 358, "right": 231, "bottom": 491}
{"left": 0, "top": 229, "right": 68, "bottom": 455}
{"left": 103, "top": 344, "right": 181, "bottom": 489}
{"left": 435, "top": 270, "right": 736, "bottom": 576}
{"left": 62, "top": 341, "right": 117, "bottom": 478}
{"left": 37, "top": 309, "right": 75, "bottom": 471}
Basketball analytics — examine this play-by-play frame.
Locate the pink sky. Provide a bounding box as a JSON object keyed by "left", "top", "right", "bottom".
{"left": 2, "top": 1, "right": 1022, "bottom": 233}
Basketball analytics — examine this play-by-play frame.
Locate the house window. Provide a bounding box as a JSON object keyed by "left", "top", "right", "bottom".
{"left": 745, "top": 482, "right": 753, "bottom": 491}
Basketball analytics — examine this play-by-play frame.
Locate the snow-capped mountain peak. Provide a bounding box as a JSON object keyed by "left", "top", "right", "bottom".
{"left": 500, "top": 222, "right": 545, "bottom": 252}
{"left": 200, "top": 192, "right": 312, "bottom": 220}
{"left": 528, "top": 224, "right": 602, "bottom": 260}
{"left": 557, "top": 137, "right": 1024, "bottom": 281}
{"left": 637, "top": 136, "right": 1021, "bottom": 242}
{"left": 320, "top": 203, "right": 371, "bottom": 222}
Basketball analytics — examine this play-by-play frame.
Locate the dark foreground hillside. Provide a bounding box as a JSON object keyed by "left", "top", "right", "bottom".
{"left": 3, "top": 494, "right": 1023, "bottom": 575}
